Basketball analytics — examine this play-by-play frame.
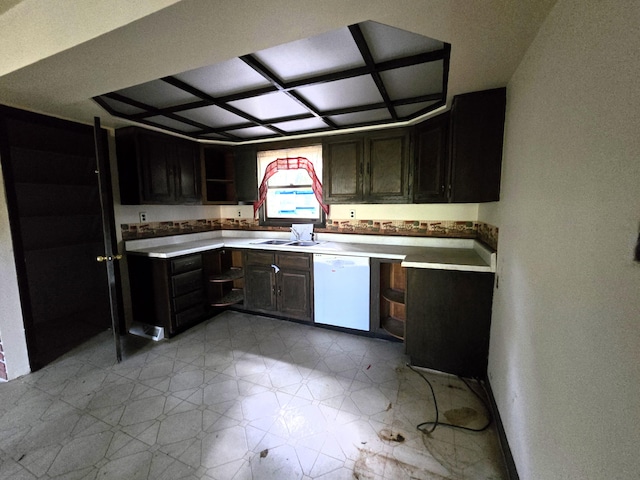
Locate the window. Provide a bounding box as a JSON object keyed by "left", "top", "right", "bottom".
{"left": 256, "top": 145, "right": 326, "bottom": 226}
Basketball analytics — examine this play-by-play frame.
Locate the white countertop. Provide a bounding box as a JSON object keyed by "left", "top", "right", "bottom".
{"left": 125, "top": 230, "right": 496, "bottom": 272}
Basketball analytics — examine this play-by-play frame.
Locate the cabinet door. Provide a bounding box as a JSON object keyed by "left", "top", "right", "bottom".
{"left": 278, "top": 270, "right": 312, "bottom": 321}
{"left": 406, "top": 268, "right": 494, "bottom": 377}
{"left": 413, "top": 113, "right": 449, "bottom": 203}
{"left": 322, "top": 135, "right": 363, "bottom": 203}
{"left": 244, "top": 264, "right": 277, "bottom": 312}
{"left": 365, "top": 130, "right": 411, "bottom": 203}
{"left": 235, "top": 147, "right": 258, "bottom": 203}
{"left": 138, "top": 133, "right": 174, "bottom": 203}
{"left": 174, "top": 140, "right": 200, "bottom": 204}
{"left": 449, "top": 88, "right": 506, "bottom": 202}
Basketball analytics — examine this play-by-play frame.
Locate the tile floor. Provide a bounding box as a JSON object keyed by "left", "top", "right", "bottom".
{"left": 0, "top": 311, "right": 507, "bottom": 479}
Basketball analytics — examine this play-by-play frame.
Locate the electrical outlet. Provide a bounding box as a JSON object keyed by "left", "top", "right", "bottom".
{"left": 237, "top": 209, "right": 242, "bottom": 218}
{"left": 139, "top": 212, "right": 147, "bottom": 223}
{"left": 349, "top": 209, "right": 356, "bottom": 219}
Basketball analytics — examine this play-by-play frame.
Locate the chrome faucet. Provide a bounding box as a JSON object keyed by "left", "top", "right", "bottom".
{"left": 290, "top": 226, "right": 301, "bottom": 241}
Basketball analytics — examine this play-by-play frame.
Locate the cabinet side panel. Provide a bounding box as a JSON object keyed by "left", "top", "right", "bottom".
{"left": 406, "top": 268, "right": 494, "bottom": 377}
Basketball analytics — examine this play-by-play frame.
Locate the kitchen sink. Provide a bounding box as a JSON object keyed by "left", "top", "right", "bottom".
{"left": 253, "top": 239, "right": 321, "bottom": 247}
{"left": 256, "top": 239, "right": 293, "bottom": 245}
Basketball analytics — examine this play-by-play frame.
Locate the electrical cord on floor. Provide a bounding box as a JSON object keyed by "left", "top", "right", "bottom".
{"left": 406, "top": 363, "right": 493, "bottom": 434}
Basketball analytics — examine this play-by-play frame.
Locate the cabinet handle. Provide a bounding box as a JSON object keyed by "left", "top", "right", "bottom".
{"left": 277, "top": 287, "right": 282, "bottom": 296}
{"left": 271, "top": 264, "right": 280, "bottom": 273}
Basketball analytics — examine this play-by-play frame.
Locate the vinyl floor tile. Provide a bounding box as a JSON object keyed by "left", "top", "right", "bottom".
{"left": 0, "top": 311, "right": 508, "bottom": 479}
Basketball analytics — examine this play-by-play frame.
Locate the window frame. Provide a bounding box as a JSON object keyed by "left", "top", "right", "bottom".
{"left": 256, "top": 140, "right": 326, "bottom": 228}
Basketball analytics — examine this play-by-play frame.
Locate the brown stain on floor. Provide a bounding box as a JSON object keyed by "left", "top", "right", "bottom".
{"left": 353, "top": 447, "right": 450, "bottom": 480}
{"left": 443, "top": 407, "right": 478, "bottom": 426}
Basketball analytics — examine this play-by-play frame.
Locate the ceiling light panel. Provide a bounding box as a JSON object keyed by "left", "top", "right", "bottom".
{"left": 115, "top": 80, "right": 200, "bottom": 109}
{"left": 395, "top": 100, "right": 441, "bottom": 118}
{"left": 329, "top": 108, "right": 392, "bottom": 126}
{"left": 253, "top": 27, "right": 365, "bottom": 82}
{"left": 145, "top": 115, "right": 202, "bottom": 132}
{"left": 100, "top": 97, "right": 147, "bottom": 115}
{"left": 227, "top": 91, "right": 310, "bottom": 120}
{"left": 173, "top": 58, "right": 272, "bottom": 97}
{"left": 296, "top": 75, "right": 384, "bottom": 112}
{"left": 380, "top": 62, "right": 444, "bottom": 101}
{"left": 227, "top": 126, "right": 277, "bottom": 138}
{"left": 271, "top": 117, "right": 329, "bottom": 132}
{"left": 179, "top": 105, "right": 249, "bottom": 128}
{"left": 359, "top": 21, "right": 444, "bottom": 62}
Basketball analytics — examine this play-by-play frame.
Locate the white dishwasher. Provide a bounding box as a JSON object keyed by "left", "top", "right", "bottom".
{"left": 313, "top": 254, "right": 370, "bottom": 330}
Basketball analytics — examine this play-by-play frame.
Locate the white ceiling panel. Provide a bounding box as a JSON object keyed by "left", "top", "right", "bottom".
{"left": 253, "top": 27, "right": 365, "bottom": 82}
{"left": 174, "top": 58, "right": 272, "bottom": 97}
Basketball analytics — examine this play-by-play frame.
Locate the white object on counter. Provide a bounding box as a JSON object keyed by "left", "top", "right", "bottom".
{"left": 313, "top": 254, "right": 370, "bottom": 331}
{"left": 290, "top": 223, "right": 313, "bottom": 241}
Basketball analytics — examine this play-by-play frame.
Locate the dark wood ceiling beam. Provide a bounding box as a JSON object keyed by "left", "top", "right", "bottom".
{"left": 160, "top": 76, "right": 268, "bottom": 128}
{"left": 240, "top": 54, "right": 338, "bottom": 130}
{"left": 103, "top": 92, "right": 214, "bottom": 131}
{"left": 348, "top": 24, "right": 397, "bottom": 120}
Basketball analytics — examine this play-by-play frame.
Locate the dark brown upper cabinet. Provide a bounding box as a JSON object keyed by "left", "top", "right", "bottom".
{"left": 413, "top": 88, "right": 506, "bottom": 204}
{"left": 116, "top": 127, "right": 200, "bottom": 205}
{"left": 201, "top": 145, "right": 237, "bottom": 204}
{"left": 322, "top": 128, "right": 411, "bottom": 204}
{"left": 413, "top": 112, "right": 450, "bottom": 203}
{"left": 200, "top": 145, "right": 257, "bottom": 205}
{"left": 448, "top": 87, "right": 506, "bottom": 203}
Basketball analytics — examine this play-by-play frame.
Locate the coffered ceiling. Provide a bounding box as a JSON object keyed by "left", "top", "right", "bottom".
{"left": 0, "top": 0, "right": 558, "bottom": 144}
{"left": 94, "top": 21, "right": 449, "bottom": 142}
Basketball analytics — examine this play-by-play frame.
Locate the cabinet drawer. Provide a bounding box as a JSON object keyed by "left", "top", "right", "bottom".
{"left": 172, "top": 289, "right": 204, "bottom": 312}
{"left": 174, "top": 304, "right": 206, "bottom": 328}
{"left": 171, "top": 269, "right": 203, "bottom": 296}
{"left": 277, "top": 253, "right": 311, "bottom": 271}
{"left": 245, "top": 251, "right": 274, "bottom": 266}
{"left": 171, "top": 254, "right": 202, "bottom": 275}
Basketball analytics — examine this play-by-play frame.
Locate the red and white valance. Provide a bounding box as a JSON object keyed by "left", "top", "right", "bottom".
{"left": 253, "top": 157, "right": 329, "bottom": 217}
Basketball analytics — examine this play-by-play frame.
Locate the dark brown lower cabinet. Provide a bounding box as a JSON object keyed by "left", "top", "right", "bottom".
{"left": 244, "top": 251, "right": 313, "bottom": 322}
{"left": 406, "top": 268, "right": 494, "bottom": 378}
{"left": 127, "top": 253, "right": 208, "bottom": 337}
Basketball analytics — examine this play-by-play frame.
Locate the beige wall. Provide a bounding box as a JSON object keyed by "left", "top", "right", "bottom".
{"left": 0, "top": 166, "right": 30, "bottom": 379}
{"left": 479, "top": 0, "right": 640, "bottom": 477}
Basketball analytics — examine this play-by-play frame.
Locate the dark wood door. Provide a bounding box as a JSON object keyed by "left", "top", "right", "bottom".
{"left": 139, "top": 133, "right": 174, "bottom": 203}
{"left": 235, "top": 147, "right": 258, "bottom": 203}
{"left": 0, "top": 106, "right": 119, "bottom": 370}
{"left": 365, "top": 130, "right": 411, "bottom": 203}
{"left": 322, "top": 135, "right": 363, "bottom": 203}
{"left": 414, "top": 113, "right": 449, "bottom": 203}
{"left": 244, "top": 264, "right": 277, "bottom": 312}
{"left": 174, "top": 140, "right": 200, "bottom": 204}
{"left": 279, "top": 270, "right": 312, "bottom": 321}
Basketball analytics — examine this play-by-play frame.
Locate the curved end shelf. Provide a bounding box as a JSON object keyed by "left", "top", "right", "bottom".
{"left": 210, "top": 267, "right": 243, "bottom": 283}
{"left": 382, "top": 287, "right": 405, "bottom": 305}
{"left": 211, "top": 288, "right": 244, "bottom": 307}
{"left": 381, "top": 316, "right": 405, "bottom": 340}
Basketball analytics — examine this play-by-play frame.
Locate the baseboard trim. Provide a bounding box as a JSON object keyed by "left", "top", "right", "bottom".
{"left": 484, "top": 378, "right": 520, "bottom": 480}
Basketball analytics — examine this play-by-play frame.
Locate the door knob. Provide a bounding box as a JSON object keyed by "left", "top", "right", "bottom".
{"left": 96, "top": 254, "right": 123, "bottom": 262}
